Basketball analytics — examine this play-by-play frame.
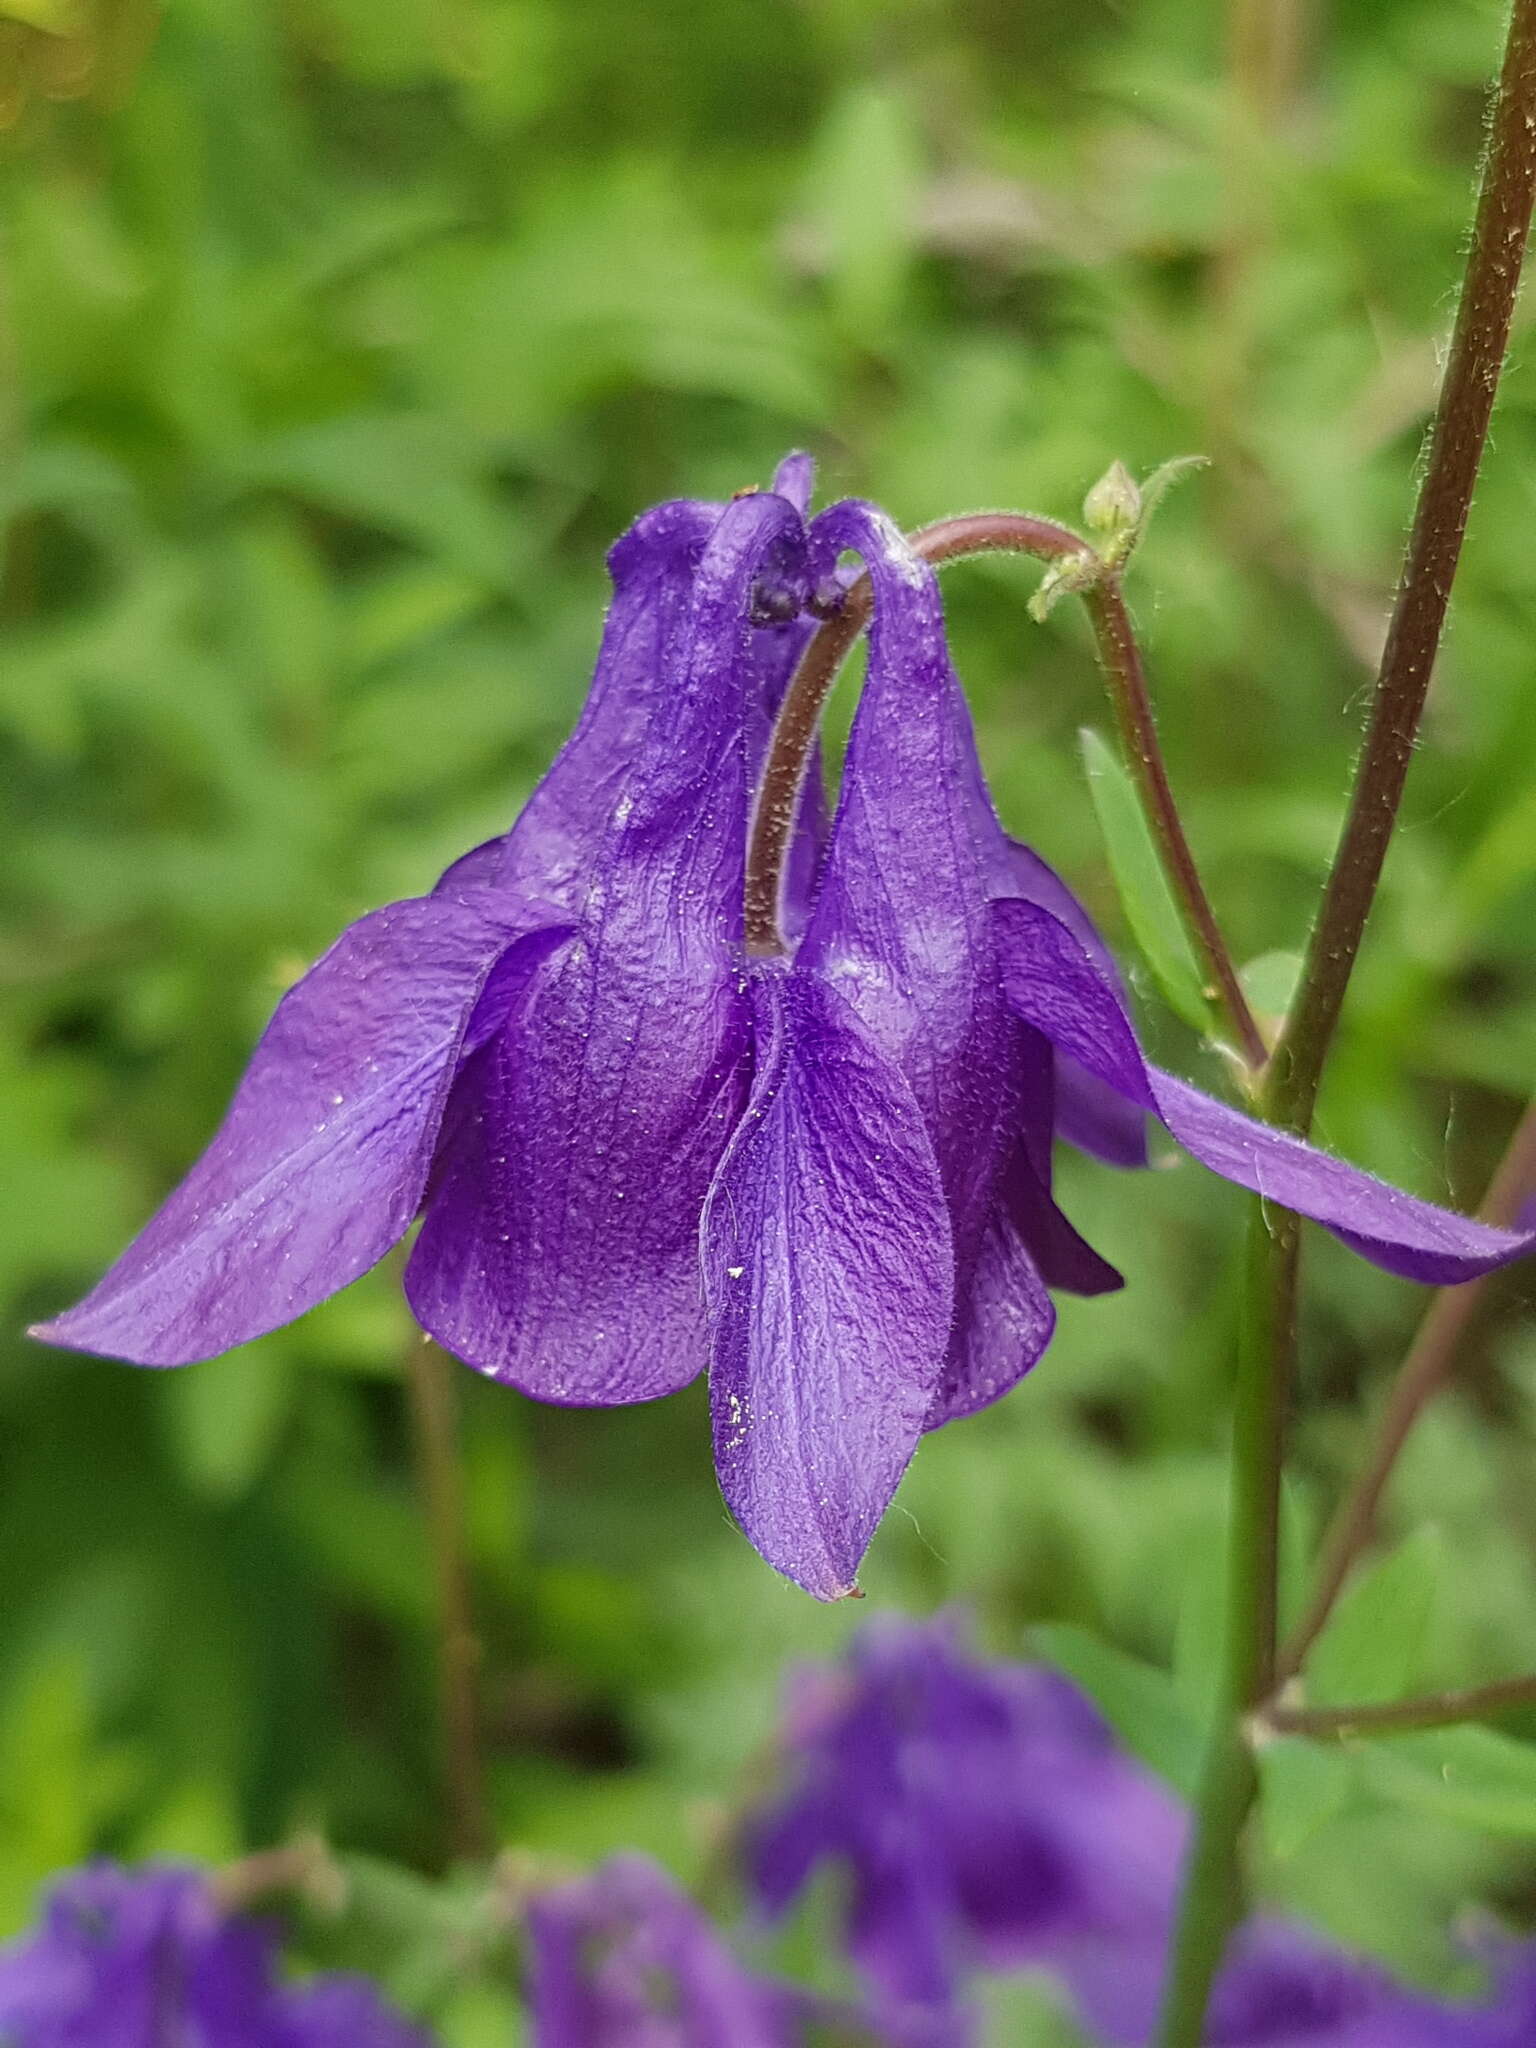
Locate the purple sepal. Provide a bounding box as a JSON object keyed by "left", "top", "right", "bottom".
{"left": 30, "top": 897, "right": 528, "bottom": 1367}
{"left": 993, "top": 896, "right": 1536, "bottom": 1286}
{"left": 798, "top": 503, "right": 1044, "bottom": 1431}
{"left": 409, "top": 492, "right": 806, "bottom": 1399}
{"left": 703, "top": 967, "right": 953, "bottom": 1600}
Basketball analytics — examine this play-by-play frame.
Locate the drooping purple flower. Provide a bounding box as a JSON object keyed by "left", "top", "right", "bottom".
{"left": 525, "top": 1853, "right": 964, "bottom": 2048}
{"left": 30, "top": 464, "right": 1536, "bottom": 1600}
{"left": 0, "top": 1861, "right": 431, "bottom": 2048}
{"left": 525, "top": 1854, "right": 798, "bottom": 2048}
{"left": 746, "top": 1613, "right": 1186, "bottom": 2031}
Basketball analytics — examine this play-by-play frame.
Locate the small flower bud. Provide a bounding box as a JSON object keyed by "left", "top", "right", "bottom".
{"left": 1082, "top": 459, "right": 1142, "bottom": 540}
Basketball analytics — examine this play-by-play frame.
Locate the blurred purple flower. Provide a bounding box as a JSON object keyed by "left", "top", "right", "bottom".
{"left": 32, "top": 467, "right": 1536, "bottom": 1599}
{"left": 746, "top": 1613, "right": 1185, "bottom": 2029}
{"left": 0, "top": 1861, "right": 430, "bottom": 2048}
{"left": 527, "top": 1852, "right": 971, "bottom": 2048}
{"left": 748, "top": 1617, "right": 1536, "bottom": 2046}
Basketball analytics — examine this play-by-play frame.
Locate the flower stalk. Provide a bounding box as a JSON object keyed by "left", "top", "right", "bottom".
{"left": 1266, "top": 1674, "right": 1536, "bottom": 1741}
{"left": 746, "top": 505, "right": 1268, "bottom": 1070}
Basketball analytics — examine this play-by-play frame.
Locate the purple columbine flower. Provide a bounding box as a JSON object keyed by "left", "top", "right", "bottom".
{"left": 525, "top": 1852, "right": 962, "bottom": 2048}
{"left": 32, "top": 462, "right": 1536, "bottom": 1598}
{"left": 0, "top": 1861, "right": 432, "bottom": 2048}
{"left": 746, "top": 1613, "right": 1185, "bottom": 2028}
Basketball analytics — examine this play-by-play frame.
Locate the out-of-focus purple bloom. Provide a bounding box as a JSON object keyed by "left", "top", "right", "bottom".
{"left": 1192, "top": 1917, "right": 1536, "bottom": 2048}
{"left": 526, "top": 1853, "right": 969, "bottom": 2048}
{"left": 746, "top": 1614, "right": 1185, "bottom": 2027}
{"left": 0, "top": 1861, "right": 431, "bottom": 2048}
{"left": 526, "top": 1854, "right": 798, "bottom": 2048}
{"left": 748, "top": 1618, "right": 1536, "bottom": 2047}
{"left": 32, "top": 465, "right": 1536, "bottom": 1599}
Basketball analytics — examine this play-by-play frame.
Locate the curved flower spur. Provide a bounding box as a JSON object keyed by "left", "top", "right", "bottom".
{"left": 32, "top": 459, "right": 1536, "bottom": 1598}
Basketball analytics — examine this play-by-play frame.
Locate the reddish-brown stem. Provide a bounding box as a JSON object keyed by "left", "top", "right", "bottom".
{"left": 1267, "top": 1673, "right": 1536, "bottom": 1740}
{"left": 744, "top": 512, "right": 1266, "bottom": 1066}
{"left": 1265, "top": 0, "right": 1536, "bottom": 1136}
{"left": 1277, "top": 1098, "right": 1536, "bottom": 1684}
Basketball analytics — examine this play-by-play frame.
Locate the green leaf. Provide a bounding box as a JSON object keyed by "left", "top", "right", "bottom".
{"left": 1078, "top": 727, "right": 1216, "bottom": 1036}
{"left": 1028, "top": 1624, "right": 1204, "bottom": 1796}
{"left": 1257, "top": 1736, "right": 1355, "bottom": 1859}
{"left": 1362, "top": 1724, "right": 1536, "bottom": 1835}
{"left": 1308, "top": 1525, "right": 1444, "bottom": 1708}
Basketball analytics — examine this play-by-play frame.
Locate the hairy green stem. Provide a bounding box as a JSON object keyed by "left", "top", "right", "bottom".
{"left": 1154, "top": 1203, "right": 1299, "bottom": 2043}
{"left": 1267, "top": 0, "right": 1536, "bottom": 1136}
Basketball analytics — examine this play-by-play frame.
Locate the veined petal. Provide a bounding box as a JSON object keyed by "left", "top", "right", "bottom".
{"left": 993, "top": 896, "right": 1536, "bottom": 1286}
{"left": 438, "top": 496, "right": 719, "bottom": 912}
{"left": 406, "top": 933, "right": 749, "bottom": 1402}
{"left": 703, "top": 969, "right": 953, "bottom": 1600}
{"left": 30, "top": 898, "right": 528, "bottom": 1368}
{"left": 930, "top": 1199, "right": 1056, "bottom": 1428}
{"left": 409, "top": 493, "right": 807, "bottom": 1398}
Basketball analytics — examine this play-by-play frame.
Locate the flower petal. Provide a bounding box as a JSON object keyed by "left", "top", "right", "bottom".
{"left": 703, "top": 969, "right": 953, "bottom": 1600}
{"left": 405, "top": 933, "right": 749, "bottom": 1402}
{"left": 435, "top": 495, "right": 720, "bottom": 912}
{"left": 800, "top": 502, "right": 1021, "bottom": 1299}
{"left": 30, "top": 897, "right": 528, "bottom": 1367}
{"left": 993, "top": 896, "right": 1536, "bottom": 1285}
{"left": 1007, "top": 1143, "right": 1124, "bottom": 1298}
{"left": 408, "top": 493, "right": 806, "bottom": 1399}
{"left": 929, "top": 1197, "right": 1056, "bottom": 1428}
{"left": 1002, "top": 839, "right": 1149, "bottom": 1169}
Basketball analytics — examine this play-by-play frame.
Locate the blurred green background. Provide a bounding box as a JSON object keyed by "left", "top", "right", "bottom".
{"left": 4, "top": 0, "right": 1536, "bottom": 2035}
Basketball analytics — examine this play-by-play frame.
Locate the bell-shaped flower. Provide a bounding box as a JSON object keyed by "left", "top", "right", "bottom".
{"left": 0, "top": 1861, "right": 431, "bottom": 2048}
{"left": 31, "top": 465, "right": 1536, "bottom": 1602}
